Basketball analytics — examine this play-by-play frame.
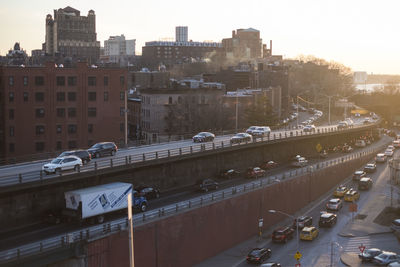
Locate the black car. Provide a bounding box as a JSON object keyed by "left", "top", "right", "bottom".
{"left": 272, "top": 226, "right": 294, "bottom": 243}
{"left": 364, "top": 163, "right": 377, "bottom": 173}
{"left": 359, "top": 248, "right": 382, "bottom": 262}
{"left": 196, "top": 179, "right": 218, "bottom": 192}
{"left": 246, "top": 248, "right": 271, "bottom": 264}
{"left": 58, "top": 150, "right": 91, "bottom": 164}
{"left": 318, "top": 212, "right": 337, "bottom": 227}
{"left": 220, "top": 169, "right": 240, "bottom": 179}
{"left": 88, "top": 142, "right": 118, "bottom": 158}
{"left": 192, "top": 132, "right": 215, "bottom": 143}
{"left": 134, "top": 185, "right": 160, "bottom": 199}
{"left": 293, "top": 216, "right": 313, "bottom": 229}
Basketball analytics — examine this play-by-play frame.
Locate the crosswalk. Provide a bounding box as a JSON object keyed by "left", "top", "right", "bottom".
{"left": 340, "top": 234, "right": 399, "bottom": 253}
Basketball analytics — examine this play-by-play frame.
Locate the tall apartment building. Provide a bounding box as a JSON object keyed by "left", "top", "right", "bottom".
{"left": 222, "top": 28, "right": 263, "bottom": 60}
{"left": 0, "top": 62, "right": 127, "bottom": 161}
{"left": 101, "top": 35, "right": 136, "bottom": 66}
{"left": 175, "top": 26, "right": 188, "bottom": 42}
{"left": 45, "top": 6, "right": 100, "bottom": 64}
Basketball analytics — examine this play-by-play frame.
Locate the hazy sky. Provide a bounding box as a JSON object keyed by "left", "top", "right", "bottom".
{"left": 0, "top": 0, "right": 398, "bottom": 74}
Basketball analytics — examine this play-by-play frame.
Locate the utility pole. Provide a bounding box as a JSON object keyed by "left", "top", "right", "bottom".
{"left": 328, "top": 96, "right": 331, "bottom": 125}
{"left": 124, "top": 90, "right": 128, "bottom": 147}
{"left": 296, "top": 95, "right": 299, "bottom": 128}
{"left": 235, "top": 89, "right": 239, "bottom": 133}
{"left": 330, "top": 242, "right": 334, "bottom": 267}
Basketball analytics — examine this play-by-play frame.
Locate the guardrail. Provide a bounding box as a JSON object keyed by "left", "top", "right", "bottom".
{"left": 0, "top": 122, "right": 379, "bottom": 188}
{"left": 0, "top": 139, "right": 387, "bottom": 264}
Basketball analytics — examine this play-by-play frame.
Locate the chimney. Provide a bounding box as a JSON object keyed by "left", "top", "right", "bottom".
{"left": 270, "top": 40, "right": 272, "bottom": 55}
{"left": 232, "top": 30, "right": 236, "bottom": 38}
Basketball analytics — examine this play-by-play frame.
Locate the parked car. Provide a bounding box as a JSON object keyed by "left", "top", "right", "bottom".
{"left": 220, "top": 169, "right": 240, "bottom": 179}
{"left": 134, "top": 185, "right": 160, "bottom": 199}
{"left": 385, "top": 149, "right": 394, "bottom": 157}
{"left": 326, "top": 198, "right": 343, "bottom": 211}
{"left": 359, "top": 248, "right": 382, "bottom": 262}
{"left": 373, "top": 251, "right": 400, "bottom": 265}
{"left": 353, "top": 170, "right": 366, "bottom": 181}
{"left": 391, "top": 219, "right": 400, "bottom": 232}
{"left": 42, "top": 156, "right": 83, "bottom": 174}
{"left": 58, "top": 150, "right": 91, "bottom": 164}
{"left": 300, "top": 226, "right": 319, "bottom": 241}
{"left": 293, "top": 216, "right": 313, "bottom": 229}
{"left": 196, "top": 179, "right": 218, "bottom": 192}
{"left": 252, "top": 126, "right": 271, "bottom": 137}
{"left": 319, "top": 212, "right": 337, "bottom": 227}
{"left": 230, "top": 133, "right": 252, "bottom": 144}
{"left": 192, "top": 132, "right": 215, "bottom": 143}
{"left": 272, "top": 226, "right": 294, "bottom": 243}
{"left": 246, "top": 167, "right": 266, "bottom": 179}
{"left": 333, "top": 186, "right": 349, "bottom": 198}
{"left": 364, "top": 163, "right": 377, "bottom": 173}
{"left": 261, "top": 160, "right": 278, "bottom": 170}
{"left": 344, "top": 189, "right": 360, "bottom": 202}
{"left": 246, "top": 126, "right": 260, "bottom": 135}
{"left": 303, "top": 125, "right": 316, "bottom": 132}
{"left": 376, "top": 153, "right": 387, "bottom": 163}
{"left": 246, "top": 248, "right": 272, "bottom": 264}
{"left": 358, "top": 177, "right": 373, "bottom": 191}
{"left": 88, "top": 142, "right": 118, "bottom": 158}
{"left": 291, "top": 156, "right": 308, "bottom": 167}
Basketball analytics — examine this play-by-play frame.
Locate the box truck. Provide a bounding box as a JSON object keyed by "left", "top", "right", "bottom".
{"left": 62, "top": 182, "right": 148, "bottom": 223}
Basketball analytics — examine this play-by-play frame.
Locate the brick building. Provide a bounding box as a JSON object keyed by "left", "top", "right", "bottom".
{"left": 222, "top": 28, "right": 263, "bottom": 60}
{"left": 0, "top": 62, "right": 127, "bottom": 161}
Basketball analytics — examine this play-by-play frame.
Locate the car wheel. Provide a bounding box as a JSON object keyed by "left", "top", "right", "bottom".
{"left": 140, "top": 203, "right": 147, "bottom": 212}
{"left": 111, "top": 150, "right": 115, "bottom": 156}
{"left": 95, "top": 152, "right": 100, "bottom": 158}
{"left": 74, "top": 165, "right": 80, "bottom": 171}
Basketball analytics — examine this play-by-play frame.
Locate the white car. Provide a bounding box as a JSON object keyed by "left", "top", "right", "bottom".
{"left": 376, "top": 153, "right": 387, "bottom": 163}
{"left": 246, "top": 126, "right": 260, "bottom": 135}
{"left": 326, "top": 198, "right": 342, "bottom": 211}
{"left": 391, "top": 219, "right": 400, "bottom": 232}
{"left": 252, "top": 126, "right": 271, "bottom": 137}
{"left": 385, "top": 149, "right": 394, "bottom": 157}
{"left": 393, "top": 140, "right": 400, "bottom": 148}
{"left": 303, "top": 125, "right": 316, "bottom": 132}
{"left": 388, "top": 145, "right": 395, "bottom": 150}
{"left": 42, "top": 156, "right": 83, "bottom": 174}
{"left": 291, "top": 156, "right": 308, "bottom": 167}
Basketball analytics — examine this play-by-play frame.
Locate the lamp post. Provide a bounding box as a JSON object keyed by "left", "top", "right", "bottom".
{"left": 268, "top": 209, "right": 299, "bottom": 250}
{"left": 235, "top": 89, "right": 239, "bottom": 133}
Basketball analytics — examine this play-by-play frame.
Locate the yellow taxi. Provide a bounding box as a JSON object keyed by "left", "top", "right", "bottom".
{"left": 344, "top": 189, "right": 360, "bottom": 202}
{"left": 333, "top": 185, "right": 349, "bottom": 198}
{"left": 300, "top": 226, "right": 319, "bottom": 241}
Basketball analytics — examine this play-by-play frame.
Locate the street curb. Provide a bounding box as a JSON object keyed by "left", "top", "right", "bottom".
{"left": 340, "top": 253, "right": 352, "bottom": 267}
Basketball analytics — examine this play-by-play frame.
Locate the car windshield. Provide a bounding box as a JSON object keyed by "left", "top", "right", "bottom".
{"left": 59, "top": 152, "right": 72, "bottom": 157}
{"left": 329, "top": 199, "right": 339, "bottom": 204}
{"left": 50, "top": 158, "right": 62, "bottom": 164}
{"left": 236, "top": 133, "right": 245, "bottom": 137}
{"left": 301, "top": 230, "right": 310, "bottom": 235}
{"left": 256, "top": 128, "right": 264, "bottom": 131}
{"left": 91, "top": 143, "right": 102, "bottom": 148}
{"left": 198, "top": 132, "right": 207, "bottom": 136}
{"left": 249, "top": 250, "right": 261, "bottom": 256}
{"left": 273, "top": 231, "right": 284, "bottom": 236}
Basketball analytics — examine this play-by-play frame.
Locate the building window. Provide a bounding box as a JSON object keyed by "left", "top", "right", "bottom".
{"left": 35, "top": 76, "right": 44, "bottom": 86}
{"left": 68, "top": 108, "right": 76, "bottom": 118}
{"left": 56, "top": 125, "right": 62, "bottom": 134}
{"left": 120, "top": 107, "right": 125, "bottom": 116}
{"left": 9, "top": 109, "right": 14, "bottom": 120}
{"left": 56, "top": 76, "right": 65, "bottom": 86}
{"left": 168, "top": 96, "right": 172, "bottom": 104}
{"left": 35, "top": 92, "right": 44, "bottom": 102}
{"left": 120, "top": 76, "right": 125, "bottom": 86}
{"left": 88, "top": 124, "right": 93, "bottom": 133}
{"left": 120, "top": 91, "right": 125, "bottom": 101}
{"left": 35, "top": 142, "right": 45, "bottom": 152}
{"left": 56, "top": 92, "right": 65, "bottom": 102}
{"left": 120, "top": 123, "right": 124, "bottom": 132}
{"left": 104, "top": 92, "right": 109, "bottom": 101}
{"left": 68, "top": 141, "right": 77, "bottom": 149}
{"left": 88, "top": 107, "right": 97, "bottom": 117}
{"left": 9, "top": 92, "right": 14, "bottom": 102}
{"left": 104, "top": 76, "right": 108, "bottom": 86}
{"left": 88, "top": 92, "right": 96, "bottom": 101}
{"left": 9, "top": 143, "right": 15, "bottom": 153}
{"left": 23, "top": 76, "right": 28, "bottom": 86}
{"left": 68, "top": 124, "right": 77, "bottom": 134}
{"left": 56, "top": 141, "right": 62, "bottom": 150}
{"left": 88, "top": 76, "right": 96, "bottom": 86}
{"left": 23, "top": 92, "right": 29, "bottom": 102}
{"left": 68, "top": 92, "right": 76, "bottom": 101}
{"left": 56, "top": 108, "right": 65, "bottom": 118}
{"left": 9, "top": 126, "right": 14, "bottom": 137}
{"left": 68, "top": 76, "right": 77, "bottom": 86}
{"left": 36, "top": 125, "right": 45, "bottom": 135}
{"left": 9, "top": 76, "right": 14, "bottom": 86}
{"left": 36, "top": 108, "right": 45, "bottom": 118}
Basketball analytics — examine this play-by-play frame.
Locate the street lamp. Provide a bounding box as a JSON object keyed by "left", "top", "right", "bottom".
{"left": 268, "top": 209, "right": 299, "bottom": 250}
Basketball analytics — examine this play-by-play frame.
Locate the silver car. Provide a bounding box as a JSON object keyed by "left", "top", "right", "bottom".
{"left": 374, "top": 251, "right": 400, "bottom": 265}
{"left": 42, "top": 155, "right": 83, "bottom": 174}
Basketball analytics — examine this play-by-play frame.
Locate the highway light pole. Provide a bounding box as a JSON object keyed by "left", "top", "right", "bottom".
{"left": 235, "top": 89, "right": 239, "bottom": 133}
{"left": 127, "top": 193, "right": 135, "bottom": 267}
{"left": 268, "top": 209, "right": 299, "bottom": 251}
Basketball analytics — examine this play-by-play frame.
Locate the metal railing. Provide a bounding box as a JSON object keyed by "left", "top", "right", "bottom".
{"left": 0, "top": 123, "right": 378, "bottom": 188}
{"left": 0, "top": 140, "right": 387, "bottom": 264}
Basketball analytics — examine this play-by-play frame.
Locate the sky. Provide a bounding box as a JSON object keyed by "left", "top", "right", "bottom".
{"left": 0, "top": 0, "right": 399, "bottom": 74}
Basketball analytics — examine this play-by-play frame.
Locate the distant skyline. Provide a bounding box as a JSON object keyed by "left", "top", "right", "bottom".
{"left": 0, "top": 0, "right": 399, "bottom": 74}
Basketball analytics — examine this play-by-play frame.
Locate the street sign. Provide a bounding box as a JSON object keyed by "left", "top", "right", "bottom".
{"left": 295, "top": 264, "right": 301, "bottom": 267}
{"left": 258, "top": 218, "right": 264, "bottom": 228}
{"left": 294, "top": 251, "right": 302, "bottom": 261}
{"left": 349, "top": 203, "right": 357, "bottom": 212}
{"left": 359, "top": 244, "right": 366, "bottom": 253}
{"left": 316, "top": 143, "right": 322, "bottom": 153}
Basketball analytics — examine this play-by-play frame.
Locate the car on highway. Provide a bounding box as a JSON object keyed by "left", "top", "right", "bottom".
{"left": 376, "top": 153, "right": 387, "bottom": 163}
{"left": 293, "top": 216, "right": 313, "bottom": 229}
{"left": 359, "top": 248, "right": 383, "bottom": 262}
{"left": 261, "top": 160, "right": 278, "bottom": 170}
{"left": 300, "top": 226, "right": 319, "bottom": 241}
{"left": 192, "top": 132, "right": 215, "bottom": 143}
{"left": 196, "top": 179, "right": 218, "bottom": 192}
{"left": 355, "top": 140, "right": 366, "bottom": 147}
{"left": 272, "top": 226, "right": 294, "bottom": 243}
{"left": 388, "top": 145, "right": 395, "bottom": 151}
{"left": 260, "top": 263, "right": 281, "bottom": 267}
{"left": 291, "top": 155, "right": 308, "bottom": 167}
{"left": 364, "top": 163, "right": 377, "bottom": 173}
{"left": 342, "top": 144, "right": 353, "bottom": 153}
{"left": 373, "top": 251, "right": 400, "bottom": 265}
{"left": 219, "top": 169, "right": 240, "bottom": 179}
{"left": 338, "top": 121, "right": 349, "bottom": 129}
{"left": 319, "top": 212, "right": 337, "bottom": 227}
{"left": 134, "top": 185, "right": 160, "bottom": 199}
{"left": 353, "top": 170, "right": 366, "bottom": 181}
{"left": 58, "top": 150, "right": 91, "bottom": 164}
{"left": 326, "top": 198, "right": 343, "bottom": 211}
{"left": 246, "top": 167, "right": 266, "bottom": 179}
{"left": 333, "top": 185, "right": 349, "bottom": 198}
{"left": 303, "top": 125, "right": 316, "bottom": 132}
{"left": 246, "top": 247, "right": 272, "bottom": 264}
{"left": 344, "top": 189, "right": 360, "bottom": 202}
{"left": 363, "top": 118, "right": 371, "bottom": 124}
{"left": 385, "top": 149, "right": 394, "bottom": 157}
{"left": 391, "top": 219, "right": 400, "bottom": 232}
{"left": 358, "top": 177, "right": 373, "bottom": 191}
{"left": 230, "top": 133, "right": 252, "bottom": 144}
{"left": 42, "top": 155, "right": 83, "bottom": 175}
{"left": 252, "top": 126, "right": 271, "bottom": 137}
{"left": 88, "top": 142, "right": 118, "bottom": 158}
{"left": 393, "top": 140, "right": 400, "bottom": 148}
{"left": 246, "top": 126, "right": 260, "bottom": 135}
